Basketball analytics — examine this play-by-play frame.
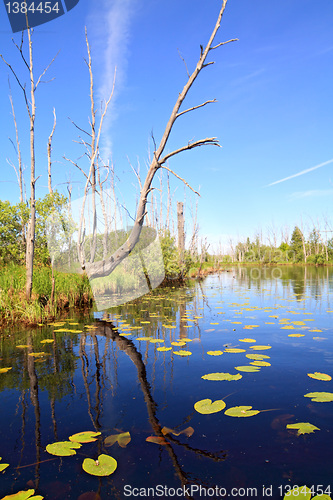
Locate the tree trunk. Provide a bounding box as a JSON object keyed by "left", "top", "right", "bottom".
{"left": 177, "top": 201, "right": 185, "bottom": 268}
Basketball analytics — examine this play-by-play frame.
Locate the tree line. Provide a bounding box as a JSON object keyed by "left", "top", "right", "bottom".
{"left": 221, "top": 223, "right": 333, "bottom": 265}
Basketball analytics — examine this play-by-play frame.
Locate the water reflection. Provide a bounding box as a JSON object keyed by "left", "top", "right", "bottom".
{"left": 0, "top": 266, "right": 332, "bottom": 499}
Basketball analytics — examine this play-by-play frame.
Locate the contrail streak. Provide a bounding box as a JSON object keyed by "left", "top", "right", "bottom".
{"left": 267, "top": 159, "right": 333, "bottom": 187}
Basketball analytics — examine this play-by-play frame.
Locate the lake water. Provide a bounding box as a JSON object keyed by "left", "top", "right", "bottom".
{"left": 0, "top": 266, "right": 333, "bottom": 500}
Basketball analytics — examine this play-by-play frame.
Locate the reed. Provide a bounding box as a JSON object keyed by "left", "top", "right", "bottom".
{"left": 0, "top": 264, "right": 94, "bottom": 327}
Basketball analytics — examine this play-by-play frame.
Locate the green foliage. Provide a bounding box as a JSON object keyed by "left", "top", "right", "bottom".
{"left": 159, "top": 230, "right": 181, "bottom": 279}
{"left": 0, "top": 192, "right": 67, "bottom": 266}
{"left": 290, "top": 226, "right": 304, "bottom": 262}
{"left": 0, "top": 200, "right": 28, "bottom": 264}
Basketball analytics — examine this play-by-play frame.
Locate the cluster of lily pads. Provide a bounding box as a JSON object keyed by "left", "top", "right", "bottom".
{"left": 282, "top": 485, "right": 331, "bottom": 499}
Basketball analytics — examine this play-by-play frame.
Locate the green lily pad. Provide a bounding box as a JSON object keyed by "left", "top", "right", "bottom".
{"left": 40, "top": 339, "right": 54, "bottom": 344}
{"left": 304, "top": 392, "right": 333, "bottom": 402}
{"left": 206, "top": 350, "right": 224, "bottom": 356}
{"left": 224, "top": 348, "right": 246, "bottom": 353}
{"left": 250, "top": 360, "right": 271, "bottom": 366}
{"left": 249, "top": 345, "right": 271, "bottom": 350}
{"left": 69, "top": 431, "right": 101, "bottom": 443}
{"left": 0, "top": 457, "right": 9, "bottom": 472}
{"left": 312, "top": 495, "right": 332, "bottom": 500}
{"left": 82, "top": 454, "right": 117, "bottom": 476}
{"left": 46, "top": 441, "right": 82, "bottom": 456}
{"left": 283, "top": 485, "right": 311, "bottom": 499}
{"left": 307, "top": 372, "right": 332, "bottom": 381}
{"left": 246, "top": 354, "right": 270, "bottom": 360}
{"left": 224, "top": 406, "right": 260, "bottom": 417}
{"left": 201, "top": 372, "right": 242, "bottom": 381}
{"left": 104, "top": 432, "right": 131, "bottom": 448}
{"left": 1, "top": 490, "right": 43, "bottom": 500}
{"left": 173, "top": 350, "right": 192, "bottom": 356}
{"left": 235, "top": 365, "right": 261, "bottom": 372}
{"left": 157, "top": 346, "right": 172, "bottom": 352}
{"left": 194, "top": 399, "right": 226, "bottom": 414}
{"left": 286, "top": 422, "right": 320, "bottom": 435}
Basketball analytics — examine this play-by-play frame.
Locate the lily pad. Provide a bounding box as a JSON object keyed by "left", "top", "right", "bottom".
{"left": 0, "top": 457, "right": 9, "bottom": 472}
{"left": 206, "top": 350, "right": 223, "bottom": 356}
{"left": 312, "top": 495, "right": 332, "bottom": 500}
{"left": 235, "top": 365, "right": 261, "bottom": 372}
{"left": 1, "top": 490, "right": 44, "bottom": 500}
{"left": 246, "top": 354, "right": 270, "bottom": 360}
{"left": 304, "top": 392, "right": 333, "bottom": 402}
{"left": 104, "top": 432, "right": 131, "bottom": 448}
{"left": 69, "top": 431, "right": 101, "bottom": 443}
{"left": 82, "top": 454, "right": 117, "bottom": 477}
{"left": 173, "top": 350, "right": 192, "bottom": 356}
{"left": 161, "top": 426, "right": 194, "bottom": 437}
{"left": 194, "top": 398, "right": 226, "bottom": 414}
{"left": 171, "top": 341, "right": 186, "bottom": 346}
{"left": 286, "top": 422, "right": 320, "bottom": 435}
{"left": 239, "top": 338, "right": 256, "bottom": 342}
{"left": 250, "top": 361, "right": 271, "bottom": 366}
{"left": 201, "top": 372, "right": 242, "bottom": 381}
{"left": 146, "top": 436, "right": 168, "bottom": 445}
{"left": 46, "top": 441, "right": 82, "bottom": 456}
{"left": 0, "top": 367, "right": 12, "bottom": 374}
{"left": 40, "top": 339, "right": 54, "bottom": 344}
{"left": 307, "top": 372, "right": 332, "bottom": 381}
{"left": 224, "top": 348, "right": 246, "bottom": 353}
{"left": 249, "top": 345, "right": 271, "bottom": 350}
{"left": 283, "top": 485, "right": 311, "bottom": 499}
{"left": 157, "top": 347, "right": 172, "bottom": 352}
{"left": 225, "top": 406, "right": 260, "bottom": 417}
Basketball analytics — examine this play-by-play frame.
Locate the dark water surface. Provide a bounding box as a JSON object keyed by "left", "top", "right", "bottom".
{"left": 1, "top": 266, "right": 333, "bottom": 499}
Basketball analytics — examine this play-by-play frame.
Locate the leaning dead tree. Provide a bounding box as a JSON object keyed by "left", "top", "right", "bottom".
{"left": 84, "top": 0, "right": 237, "bottom": 280}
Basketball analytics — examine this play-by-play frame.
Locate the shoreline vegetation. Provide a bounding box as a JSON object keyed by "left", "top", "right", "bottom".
{"left": 1, "top": 258, "right": 332, "bottom": 328}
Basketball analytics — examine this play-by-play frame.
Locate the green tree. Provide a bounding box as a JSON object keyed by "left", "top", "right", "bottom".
{"left": 0, "top": 201, "right": 28, "bottom": 264}
{"left": 290, "top": 226, "right": 304, "bottom": 262}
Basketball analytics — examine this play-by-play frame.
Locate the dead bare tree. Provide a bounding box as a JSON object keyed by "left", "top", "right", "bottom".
{"left": 86, "top": 0, "right": 237, "bottom": 280}
{"left": 47, "top": 108, "right": 56, "bottom": 195}
{"left": 1, "top": 29, "right": 58, "bottom": 299}
{"left": 64, "top": 28, "right": 116, "bottom": 269}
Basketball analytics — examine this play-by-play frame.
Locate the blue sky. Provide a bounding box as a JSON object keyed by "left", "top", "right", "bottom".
{"left": 0, "top": 0, "right": 332, "bottom": 251}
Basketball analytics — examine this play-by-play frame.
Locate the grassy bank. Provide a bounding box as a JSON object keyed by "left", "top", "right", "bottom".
{"left": 0, "top": 264, "right": 93, "bottom": 327}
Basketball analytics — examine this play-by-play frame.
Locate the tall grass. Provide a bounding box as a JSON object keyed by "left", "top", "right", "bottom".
{"left": 0, "top": 264, "right": 94, "bottom": 326}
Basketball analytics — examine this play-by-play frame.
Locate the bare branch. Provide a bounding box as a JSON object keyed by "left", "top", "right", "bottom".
{"left": 34, "top": 50, "right": 60, "bottom": 90}
{"left": 160, "top": 137, "right": 220, "bottom": 164}
{"left": 177, "top": 48, "right": 190, "bottom": 78}
{"left": 160, "top": 164, "right": 200, "bottom": 196}
{"left": 210, "top": 38, "right": 238, "bottom": 50}
{"left": 0, "top": 54, "right": 31, "bottom": 119}
{"left": 68, "top": 118, "right": 92, "bottom": 138}
{"left": 176, "top": 99, "right": 217, "bottom": 119}
{"left": 12, "top": 35, "right": 30, "bottom": 71}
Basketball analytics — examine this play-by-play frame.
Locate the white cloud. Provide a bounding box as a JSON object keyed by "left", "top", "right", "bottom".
{"left": 289, "top": 189, "right": 333, "bottom": 200}
{"left": 87, "top": 0, "right": 138, "bottom": 159}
